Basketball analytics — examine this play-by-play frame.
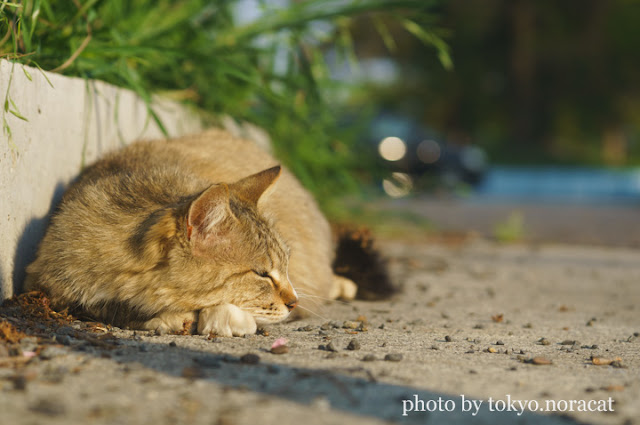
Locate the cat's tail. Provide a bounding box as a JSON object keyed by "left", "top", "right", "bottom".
{"left": 332, "top": 226, "right": 397, "bottom": 300}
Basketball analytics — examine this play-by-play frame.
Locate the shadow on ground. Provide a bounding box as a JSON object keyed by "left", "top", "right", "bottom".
{"left": 11, "top": 182, "right": 66, "bottom": 295}
{"left": 100, "top": 338, "right": 585, "bottom": 424}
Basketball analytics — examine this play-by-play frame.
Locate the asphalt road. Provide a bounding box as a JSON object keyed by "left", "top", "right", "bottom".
{"left": 377, "top": 196, "right": 640, "bottom": 248}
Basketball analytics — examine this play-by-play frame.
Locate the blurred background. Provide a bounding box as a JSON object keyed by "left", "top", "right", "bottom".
{"left": 334, "top": 0, "right": 640, "bottom": 247}
{"left": 2, "top": 0, "right": 639, "bottom": 246}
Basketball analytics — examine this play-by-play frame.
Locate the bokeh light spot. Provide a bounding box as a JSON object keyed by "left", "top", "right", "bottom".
{"left": 378, "top": 137, "right": 406, "bottom": 161}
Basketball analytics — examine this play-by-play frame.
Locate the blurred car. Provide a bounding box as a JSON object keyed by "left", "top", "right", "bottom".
{"left": 368, "top": 113, "right": 488, "bottom": 197}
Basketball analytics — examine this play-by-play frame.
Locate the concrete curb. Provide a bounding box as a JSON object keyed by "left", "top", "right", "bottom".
{"left": 0, "top": 59, "right": 203, "bottom": 300}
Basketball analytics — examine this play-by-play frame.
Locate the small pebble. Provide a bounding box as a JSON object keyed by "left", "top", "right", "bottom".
{"left": 560, "top": 340, "right": 577, "bottom": 345}
{"left": 169, "top": 341, "right": 177, "bottom": 347}
{"left": 356, "top": 323, "right": 368, "bottom": 332}
{"left": 55, "top": 335, "right": 73, "bottom": 346}
{"left": 325, "top": 342, "right": 338, "bottom": 352}
{"left": 538, "top": 338, "right": 551, "bottom": 346}
{"left": 342, "top": 321, "right": 359, "bottom": 330}
{"left": 444, "top": 335, "right": 453, "bottom": 342}
{"left": 531, "top": 357, "right": 553, "bottom": 365}
{"left": 320, "top": 323, "right": 331, "bottom": 331}
{"left": 496, "top": 340, "right": 505, "bottom": 345}
{"left": 346, "top": 339, "right": 360, "bottom": 351}
{"left": 486, "top": 347, "right": 497, "bottom": 353}
{"left": 297, "top": 325, "right": 313, "bottom": 332}
{"left": 240, "top": 353, "right": 260, "bottom": 364}
{"left": 362, "top": 354, "right": 376, "bottom": 362}
{"left": 270, "top": 345, "right": 289, "bottom": 355}
{"left": 384, "top": 353, "right": 403, "bottom": 362}
{"left": 430, "top": 345, "right": 439, "bottom": 350}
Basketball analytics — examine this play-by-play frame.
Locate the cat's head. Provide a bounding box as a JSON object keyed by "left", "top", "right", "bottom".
{"left": 187, "top": 166, "right": 298, "bottom": 324}
{"left": 145, "top": 166, "right": 298, "bottom": 325}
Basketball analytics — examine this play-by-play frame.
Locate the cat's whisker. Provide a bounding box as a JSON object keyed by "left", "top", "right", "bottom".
{"left": 297, "top": 294, "right": 333, "bottom": 307}
{"left": 295, "top": 305, "right": 328, "bottom": 322}
{"left": 299, "top": 299, "right": 322, "bottom": 308}
{"left": 297, "top": 292, "right": 354, "bottom": 306}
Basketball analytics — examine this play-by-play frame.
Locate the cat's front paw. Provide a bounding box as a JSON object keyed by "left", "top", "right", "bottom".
{"left": 142, "top": 311, "right": 197, "bottom": 334}
{"left": 197, "top": 304, "right": 257, "bottom": 337}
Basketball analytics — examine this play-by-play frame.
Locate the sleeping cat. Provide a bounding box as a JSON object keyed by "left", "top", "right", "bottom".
{"left": 25, "top": 128, "right": 357, "bottom": 336}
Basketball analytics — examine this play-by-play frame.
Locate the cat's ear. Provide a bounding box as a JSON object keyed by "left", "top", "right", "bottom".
{"left": 186, "top": 184, "right": 235, "bottom": 252}
{"left": 230, "top": 165, "right": 281, "bottom": 205}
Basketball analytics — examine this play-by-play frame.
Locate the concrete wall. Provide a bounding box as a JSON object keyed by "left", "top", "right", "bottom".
{"left": 0, "top": 60, "right": 203, "bottom": 301}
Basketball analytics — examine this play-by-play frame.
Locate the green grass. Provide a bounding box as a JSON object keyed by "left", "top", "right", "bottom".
{"left": 0, "top": 0, "right": 450, "bottom": 209}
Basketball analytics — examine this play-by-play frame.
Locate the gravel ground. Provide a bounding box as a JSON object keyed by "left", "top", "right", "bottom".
{"left": 1, "top": 238, "right": 638, "bottom": 425}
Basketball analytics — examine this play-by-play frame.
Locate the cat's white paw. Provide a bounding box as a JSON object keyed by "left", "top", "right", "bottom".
{"left": 142, "top": 311, "right": 197, "bottom": 334}
{"left": 197, "top": 304, "right": 257, "bottom": 337}
{"left": 329, "top": 275, "right": 358, "bottom": 301}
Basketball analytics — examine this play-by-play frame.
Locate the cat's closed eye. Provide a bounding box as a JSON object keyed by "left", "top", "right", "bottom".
{"left": 253, "top": 270, "right": 271, "bottom": 279}
{"left": 253, "top": 270, "right": 277, "bottom": 288}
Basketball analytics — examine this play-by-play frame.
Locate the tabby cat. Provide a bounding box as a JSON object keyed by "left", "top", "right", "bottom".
{"left": 25, "top": 128, "right": 356, "bottom": 336}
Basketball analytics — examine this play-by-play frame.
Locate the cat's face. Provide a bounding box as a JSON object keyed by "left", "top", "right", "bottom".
{"left": 183, "top": 166, "right": 299, "bottom": 324}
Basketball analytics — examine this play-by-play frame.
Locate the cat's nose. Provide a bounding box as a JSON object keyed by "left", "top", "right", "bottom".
{"left": 285, "top": 299, "right": 298, "bottom": 311}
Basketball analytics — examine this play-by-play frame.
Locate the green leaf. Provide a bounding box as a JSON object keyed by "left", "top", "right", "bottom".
{"left": 8, "top": 108, "right": 28, "bottom": 121}
{"left": 373, "top": 16, "right": 397, "bottom": 53}
{"left": 402, "top": 19, "right": 453, "bottom": 70}
{"left": 32, "top": 62, "right": 54, "bottom": 88}
{"left": 22, "top": 66, "right": 32, "bottom": 81}
{"left": 9, "top": 97, "right": 28, "bottom": 121}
